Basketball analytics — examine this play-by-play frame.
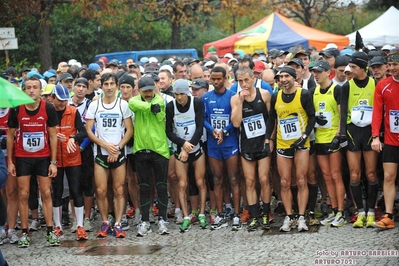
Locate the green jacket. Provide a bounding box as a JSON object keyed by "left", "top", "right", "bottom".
{"left": 128, "top": 94, "right": 170, "bottom": 159}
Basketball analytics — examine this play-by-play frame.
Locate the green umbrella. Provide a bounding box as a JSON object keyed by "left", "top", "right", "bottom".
{"left": 0, "top": 77, "right": 35, "bottom": 108}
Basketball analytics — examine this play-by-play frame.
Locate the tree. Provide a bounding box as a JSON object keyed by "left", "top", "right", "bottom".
{"left": 133, "top": 0, "right": 216, "bottom": 48}
{"left": 267, "top": 0, "right": 340, "bottom": 28}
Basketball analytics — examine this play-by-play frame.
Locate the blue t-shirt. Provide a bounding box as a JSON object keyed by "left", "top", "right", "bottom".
{"left": 202, "top": 89, "right": 238, "bottom": 148}
{"left": 230, "top": 78, "right": 273, "bottom": 95}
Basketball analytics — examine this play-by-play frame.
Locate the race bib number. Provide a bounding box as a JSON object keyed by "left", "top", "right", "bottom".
{"left": 351, "top": 106, "right": 372, "bottom": 127}
{"left": 315, "top": 111, "right": 332, "bottom": 128}
{"left": 243, "top": 113, "right": 266, "bottom": 139}
{"left": 23, "top": 132, "right": 44, "bottom": 152}
{"left": 279, "top": 117, "right": 301, "bottom": 140}
{"left": 100, "top": 113, "right": 119, "bottom": 133}
{"left": 389, "top": 110, "right": 399, "bottom": 133}
{"left": 176, "top": 120, "right": 195, "bottom": 139}
{"left": 211, "top": 114, "right": 229, "bottom": 131}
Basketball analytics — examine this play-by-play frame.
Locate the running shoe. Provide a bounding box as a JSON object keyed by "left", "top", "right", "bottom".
{"left": 247, "top": 218, "right": 260, "bottom": 231}
{"left": 279, "top": 216, "right": 293, "bottom": 232}
{"left": 179, "top": 218, "right": 191, "bottom": 232}
{"left": 113, "top": 224, "right": 126, "bottom": 238}
{"left": 260, "top": 214, "right": 270, "bottom": 230}
{"left": 107, "top": 214, "right": 115, "bottom": 228}
{"left": 122, "top": 215, "right": 130, "bottom": 231}
{"left": 374, "top": 214, "right": 395, "bottom": 229}
{"left": 167, "top": 209, "right": 175, "bottom": 218}
{"left": 46, "top": 231, "right": 60, "bottom": 246}
{"left": 349, "top": 209, "right": 358, "bottom": 223}
{"left": 137, "top": 221, "right": 152, "bottom": 237}
{"left": 76, "top": 226, "right": 88, "bottom": 241}
{"left": 28, "top": 219, "right": 41, "bottom": 232}
{"left": 152, "top": 205, "right": 159, "bottom": 216}
{"left": 97, "top": 222, "right": 112, "bottom": 238}
{"left": 210, "top": 215, "right": 228, "bottom": 230}
{"left": 331, "top": 212, "right": 347, "bottom": 227}
{"left": 198, "top": 215, "right": 209, "bottom": 229}
{"left": 158, "top": 219, "right": 169, "bottom": 235}
{"left": 133, "top": 211, "right": 142, "bottom": 226}
{"left": 269, "top": 211, "right": 275, "bottom": 224}
{"left": 297, "top": 216, "right": 308, "bottom": 232}
{"left": 224, "top": 207, "right": 233, "bottom": 220}
{"left": 210, "top": 210, "right": 217, "bottom": 224}
{"left": 189, "top": 211, "right": 199, "bottom": 225}
{"left": 126, "top": 206, "right": 135, "bottom": 218}
{"left": 18, "top": 232, "right": 30, "bottom": 248}
{"left": 375, "top": 208, "right": 383, "bottom": 222}
{"left": 175, "top": 210, "right": 184, "bottom": 224}
{"left": 353, "top": 213, "right": 366, "bottom": 228}
{"left": 84, "top": 218, "right": 93, "bottom": 232}
{"left": 274, "top": 202, "right": 286, "bottom": 216}
{"left": 8, "top": 229, "right": 19, "bottom": 244}
{"left": 70, "top": 219, "right": 78, "bottom": 233}
{"left": 54, "top": 226, "right": 64, "bottom": 239}
{"left": 231, "top": 215, "right": 242, "bottom": 231}
{"left": 366, "top": 214, "right": 376, "bottom": 228}
{"left": 307, "top": 211, "right": 320, "bottom": 226}
{"left": 240, "top": 209, "right": 251, "bottom": 225}
{"left": 321, "top": 212, "right": 336, "bottom": 226}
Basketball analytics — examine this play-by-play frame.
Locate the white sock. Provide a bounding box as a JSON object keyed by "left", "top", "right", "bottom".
{"left": 53, "top": 207, "right": 62, "bottom": 228}
{"left": 175, "top": 208, "right": 181, "bottom": 213}
{"left": 225, "top": 203, "right": 232, "bottom": 209}
{"left": 75, "top": 206, "right": 84, "bottom": 227}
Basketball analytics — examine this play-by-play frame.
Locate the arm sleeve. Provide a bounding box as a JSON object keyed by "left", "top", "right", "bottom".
{"left": 300, "top": 90, "right": 316, "bottom": 136}
{"left": 334, "top": 84, "right": 342, "bottom": 105}
{"left": 371, "top": 83, "right": 383, "bottom": 137}
{"left": 189, "top": 98, "right": 204, "bottom": 146}
{"left": 165, "top": 102, "right": 185, "bottom": 147}
{"left": 265, "top": 93, "right": 277, "bottom": 139}
{"left": 7, "top": 108, "right": 18, "bottom": 128}
{"left": 73, "top": 111, "right": 87, "bottom": 144}
{"left": 46, "top": 103, "right": 59, "bottom": 127}
{"left": 339, "top": 82, "right": 349, "bottom": 135}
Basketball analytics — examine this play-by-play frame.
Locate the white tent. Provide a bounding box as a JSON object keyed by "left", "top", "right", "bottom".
{"left": 346, "top": 6, "right": 399, "bottom": 47}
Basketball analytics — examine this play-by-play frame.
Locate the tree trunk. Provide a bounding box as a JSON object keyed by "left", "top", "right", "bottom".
{"left": 39, "top": 21, "right": 52, "bottom": 72}
{"left": 171, "top": 19, "right": 181, "bottom": 49}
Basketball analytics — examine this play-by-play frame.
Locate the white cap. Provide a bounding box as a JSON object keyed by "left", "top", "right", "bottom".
{"left": 149, "top": 57, "right": 158, "bottom": 64}
{"left": 382, "top": 44, "right": 393, "bottom": 51}
{"left": 39, "top": 79, "right": 48, "bottom": 91}
{"left": 139, "top": 65, "right": 145, "bottom": 74}
{"left": 344, "top": 65, "right": 351, "bottom": 73}
{"left": 159, "top": 65, "right": 173, "bottom": 76}
{"left": 367, "top": 45, "right": 376, "bottom": 51}
{"left": 68, "top": 59, "right": 82, "bottom": 68}
{"left": 228, "top": 58, "right": 238, "bottom": 65}
{"left": 204, "top": 61, "right": 215, "bottom": 67}
{"left": 223, "top": 53, "right": 233, "bottom": 59}
{"left": 323, "top": 43, "right": 338, "bottom": 50}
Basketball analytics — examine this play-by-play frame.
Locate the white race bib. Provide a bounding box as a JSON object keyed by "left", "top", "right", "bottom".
{"left": 351, "top": 106, "right": 372, "bottom": 127}
{"left": 211, "top": 114, "right": 229, "bottom": 131}
{"left": 243, "top": 113, "right": 266, "bottom": 139}
{"left": 389, "top": 110, "right": 399, "bottom": 133}
{"left": 315, "top": 111, "right": 332, "bottom": 128}
{"left": 23, "top": 132, "right": 44, "bottom": 152}
{"left": 279, "top": 117, "right": 301, "bottom": 140}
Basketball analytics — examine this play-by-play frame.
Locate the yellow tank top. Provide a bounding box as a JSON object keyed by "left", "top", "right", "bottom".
{"left": 346, "top": 78, "right": 375, "bottom": 127}
{"left": 275, "top": 88, "right": 310, "bottom": 149}
{"left": 313, "top": 83, "right": 339, "bottom": 144}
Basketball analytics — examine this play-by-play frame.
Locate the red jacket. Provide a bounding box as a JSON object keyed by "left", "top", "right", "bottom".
{"left": 56, "top": 105, "right": 81, "bottom": 167}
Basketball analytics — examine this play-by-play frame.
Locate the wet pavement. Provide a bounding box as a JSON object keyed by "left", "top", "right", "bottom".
{"left": 1, "top": 214, "right": 398, "bottom": 266}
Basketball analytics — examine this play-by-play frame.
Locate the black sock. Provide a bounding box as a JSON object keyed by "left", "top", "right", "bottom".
{"left": 291, "top": 186, "right": 298, "bottom": 212}
{"left": 247, "top": 203, "right": 259, "bottom": 218}
{"left": 308, "top": 183, "right": 319, "bottom": 211}
{"left": 333, "top": 207, "right": 338, "bottom": 214}
{"left": 386, "top": 213, "right": 393, "bottom": 220}
{"left": 47, "top": 226, "right": 53, "bottom": 234}
{"left": 367, "top": 181, "right": 379, "bottom": 211}
{"left": 262, "top": 202, "right": 270, "bottom": 215}
{"left": 350, "top": 182, "right": 363, "bottom": 209}
{"left": 22, "top": 228, "right": 28, "bottom": 234}
{"left": 289, "top": 214, "right": 294, "bottom": 220}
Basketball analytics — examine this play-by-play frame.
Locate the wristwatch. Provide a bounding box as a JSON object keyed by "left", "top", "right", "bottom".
{"left": 222, "top": 129, "right": 229, "bottom": 137}
{"left": 50, "top": 161, "right": 58, "bottom": 165}
{"left": 372, "top": 136, "right": 378, "bottom": 139}
{"left": 116, "top": 145, "right": 121, "bottom": 150}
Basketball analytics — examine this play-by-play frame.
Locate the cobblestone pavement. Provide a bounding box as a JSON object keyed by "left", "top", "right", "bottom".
{"left": 1, "top": 214, "right": 398, "bottom": 266}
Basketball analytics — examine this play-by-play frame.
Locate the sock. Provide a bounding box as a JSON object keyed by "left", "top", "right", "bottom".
{"left": 367, "top": 181, "right": 379, "bottom": 212}
{"left": 225, "top": 203, "right": 232, "bottom": 210}
{"left": 198, "top": 214, "right": 205, "bottom": 217}
{"left": 22, "top": 228, "right": 28, "bottom": 234}
{"left": 191, "top": 209, "right": 199, "bottom": 215}
{"left": 47, "top": 226, "right": 53, "bottom": 234}
{"left": 247, "top": 203, "right": 259, "bottom": 218}
{"left": 75, "top": 206, "right": 84, "bottom": 227}
{"left": 308, "top": 183, "right": 319, "bottom": 211}
{"left": 386, "top": 213, "right": 393, "bottom": 220}
{"left": 184, "top": 216, "right": 190, "bottom": 220}
{"left": 175, "top": 208, "right": 181, "bottom": 213}
{"left": 333, "top": 207, "right": 338, "bottom": 214}
{"left": 53, "top": 207, "right": 61, "bottom": 228}
{"left": 262, "top": 202, "right": 270, "bottom": 215}
{"left": 350, "top": 182, "right": 364, "bottom": 209}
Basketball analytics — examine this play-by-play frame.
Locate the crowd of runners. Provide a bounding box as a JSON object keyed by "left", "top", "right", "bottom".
{"left": 0, "top": 42, "right": 398, "bottom": 254}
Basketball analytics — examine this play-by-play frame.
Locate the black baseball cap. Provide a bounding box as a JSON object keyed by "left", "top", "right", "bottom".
{"left": 288, "top": 58, "right": 304, "bottom": 68}
{"left": 268, "top": 49, "right": 286, "bottom": 59}
{"left": 312, "top": 60, "right": 331, "bottom": 72}
{"left": 191, "top": 78, "right": 209, "bottom": 90}
{"left": 138, "top": 76, "right": 155, "bottom": 91}
{"left": 59, "top": 73, "right": 74, "bottom": 82}
{"left": 319, "top": 48, "right": 340, "bottom": 58}
{"left": 369, "top": 56, "right": 387, "bottom": 66}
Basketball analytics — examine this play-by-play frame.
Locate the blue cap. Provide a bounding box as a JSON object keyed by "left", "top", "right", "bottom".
{"left": 27, "top": 71, "right": 44, "bottom": 79}
{"left": 140, "top": 57, "right": 149, "bottom": 64}
{"left": 340, "top": 48, "right": 354, "bottom": 56}
{"left": 43, "top": 71, "right": 56, "bottom": 78}
{"left": 88, "top": 63, "right": 100, "bottom": 71}
{"left": 52, "top": 84, "right": 70, "bottom": 101}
